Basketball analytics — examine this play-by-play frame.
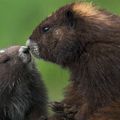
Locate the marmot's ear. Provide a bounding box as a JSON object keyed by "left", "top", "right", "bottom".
{"left": 0, "top": 54, "right": 10, "bottom": 63}
{"left": 65, "top": 10, "right": 75, "bottom": 27}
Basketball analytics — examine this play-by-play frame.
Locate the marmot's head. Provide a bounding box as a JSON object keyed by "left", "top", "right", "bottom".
{"left": 0, "top": 46, "right": 32, "bottom": 80}
{"left": 27, "top": 2, "right": 120, "bottom": 66}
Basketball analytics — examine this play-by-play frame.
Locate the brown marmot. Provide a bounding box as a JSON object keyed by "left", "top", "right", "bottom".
{"left": 0, "top": 46, "right": 48, "bottom": 120}
{"left": 27, "top": 2, "right": 120, "bottom": 120}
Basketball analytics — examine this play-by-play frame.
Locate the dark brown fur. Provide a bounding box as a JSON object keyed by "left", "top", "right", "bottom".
{"left": 0, "top": 46, "right": 48, "bottom": 120}
{"left": 28, "top": 2, "right": 120, "bottom": 120}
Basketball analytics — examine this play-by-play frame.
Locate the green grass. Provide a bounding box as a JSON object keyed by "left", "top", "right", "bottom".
{"left": 0, "top": 0, "right": 120, "bottom": 101}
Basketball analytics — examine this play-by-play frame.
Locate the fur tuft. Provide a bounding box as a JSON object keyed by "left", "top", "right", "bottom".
{"left": 72, "top": 2, "right": 114, "bottom": 25}
{"left": 72, "top": 2, "right": 98, "bottom": 17}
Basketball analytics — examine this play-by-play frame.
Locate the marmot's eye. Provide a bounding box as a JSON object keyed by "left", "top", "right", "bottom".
{"left": 42, "top": 26, "right": 50, "bottom": 33}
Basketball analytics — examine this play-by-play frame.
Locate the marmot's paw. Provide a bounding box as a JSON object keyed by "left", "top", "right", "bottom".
{"left": 63, "top": 105, "right": 78, "bottom": 119}
{"left": 49, "top": 102, "right": 64, "bottom": 114}
{"left": 49, "top": 102, "right": 78, "bottom": 119}
{"left": 39, "top": 116, "right": 47, "bottom": 120}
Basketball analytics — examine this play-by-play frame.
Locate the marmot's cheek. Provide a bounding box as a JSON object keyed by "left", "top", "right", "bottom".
{"left": 53, "top": 29, "right": 64, "bottom": 41}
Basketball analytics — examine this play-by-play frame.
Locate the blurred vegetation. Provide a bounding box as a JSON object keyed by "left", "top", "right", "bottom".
{"left": 0, "top": 0, "right": 120, "bottom": 101}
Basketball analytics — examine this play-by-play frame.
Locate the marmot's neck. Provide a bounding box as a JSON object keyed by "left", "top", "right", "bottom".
{"left": 69, "top": 62, "right": 120, "bottom": 109}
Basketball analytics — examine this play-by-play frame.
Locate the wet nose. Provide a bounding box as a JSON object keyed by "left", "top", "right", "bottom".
{"left": 19, "top": 46, "right": 30, "bottom": 54}
{"left": 22, "top": 47, "right": 30, "bottom": 54}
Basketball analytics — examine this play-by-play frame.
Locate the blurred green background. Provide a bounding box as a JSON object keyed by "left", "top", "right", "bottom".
{"left": 0, "top": 0, "right": 120, "bottom": 101}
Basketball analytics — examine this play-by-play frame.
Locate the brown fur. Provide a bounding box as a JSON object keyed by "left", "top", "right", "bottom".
{"left": 73, "top": 2, "right": 98, "bottom": 17}
{"left": 28, "top": 2, "right": 120, "bottom": 120}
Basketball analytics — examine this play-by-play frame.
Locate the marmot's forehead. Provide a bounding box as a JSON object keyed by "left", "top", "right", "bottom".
{"left": 0, "top": 46, "right": 20, "bottom": 55}
{"left": 40, "top": 3, "right": 74, "bottom": 25}
{"left": 45, "top": 2, "right": 113, "bottom": 27}
{"left": 6, "top": 46, "right": 20, "bottom": 54}
{"left": 5, "top": 46, "right": 21, "bottom": 57}
{"left": 41, "top": 2, "right": 97, "bottom": 25}
{"left": 46, "top": 2, "right": 97, "bottom": 18}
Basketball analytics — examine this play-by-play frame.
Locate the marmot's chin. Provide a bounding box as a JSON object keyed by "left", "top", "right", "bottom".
{"left": 30, "top": 48, "right": 40, "bottom": 59}
{"left": 26, "top": 39, "right": 40, "bottom": 59}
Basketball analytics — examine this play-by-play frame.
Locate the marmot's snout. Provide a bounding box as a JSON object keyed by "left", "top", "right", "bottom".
{"left": 20, "top": 46, "right": 30, "bottom": 54}
{"left": 19, "top": 46, "right": 31, "bottom": 63}
{"left": 26, "top": 39, "right": 40, "bottom": 58}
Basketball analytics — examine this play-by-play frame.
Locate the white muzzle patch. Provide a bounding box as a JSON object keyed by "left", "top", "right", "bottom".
{"left": 26, "top": 39, "right": 40, "bottom": 58}
{"left": 26, "top": 39, "right": 30, "bottom": 47}
{"left": 19, "top": 46, "right": 31, "bottom": 63}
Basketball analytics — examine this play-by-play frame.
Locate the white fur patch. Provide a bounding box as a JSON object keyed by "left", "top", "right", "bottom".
{"left": 27, "top": 39, "right": 40, "bottom": 58}
{"left": 19, "top": 46, "right": 28, "bottom": 53}
{"left": 26, "top": 39, "right": 30, "bottom": 47}
{"left": 19, "top": 46, "right": 30, "bottom": 63}
{"left": 0, "top": 50, "right": 5, "bottom": 53}
{"left": 32, "top": 44, "right": 39, "bottom": 56}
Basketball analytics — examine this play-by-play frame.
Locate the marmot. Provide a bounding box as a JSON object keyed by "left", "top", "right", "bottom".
{"left": 27, "top": 2, "right": 120, "bottom": 120}
{"left": 0, "top": 46, "right": 48, "bottom": 120}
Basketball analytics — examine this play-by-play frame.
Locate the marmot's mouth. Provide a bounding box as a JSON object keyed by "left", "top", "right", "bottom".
{"left": 26, "top": 39, "right": 40, "bottom": 59}
{"left": 19, "top": 46, "right": 31, "bottom": 63}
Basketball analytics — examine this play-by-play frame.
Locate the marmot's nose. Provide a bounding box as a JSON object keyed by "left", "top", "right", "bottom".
{"left": 19, "top": 46, "right": 30, "bottom": 54}
{"left": 19, "top": 46, "right": 31, "bottom": 63}
{"left": 22, "top": 47, "right": 30, "bottom": 54}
